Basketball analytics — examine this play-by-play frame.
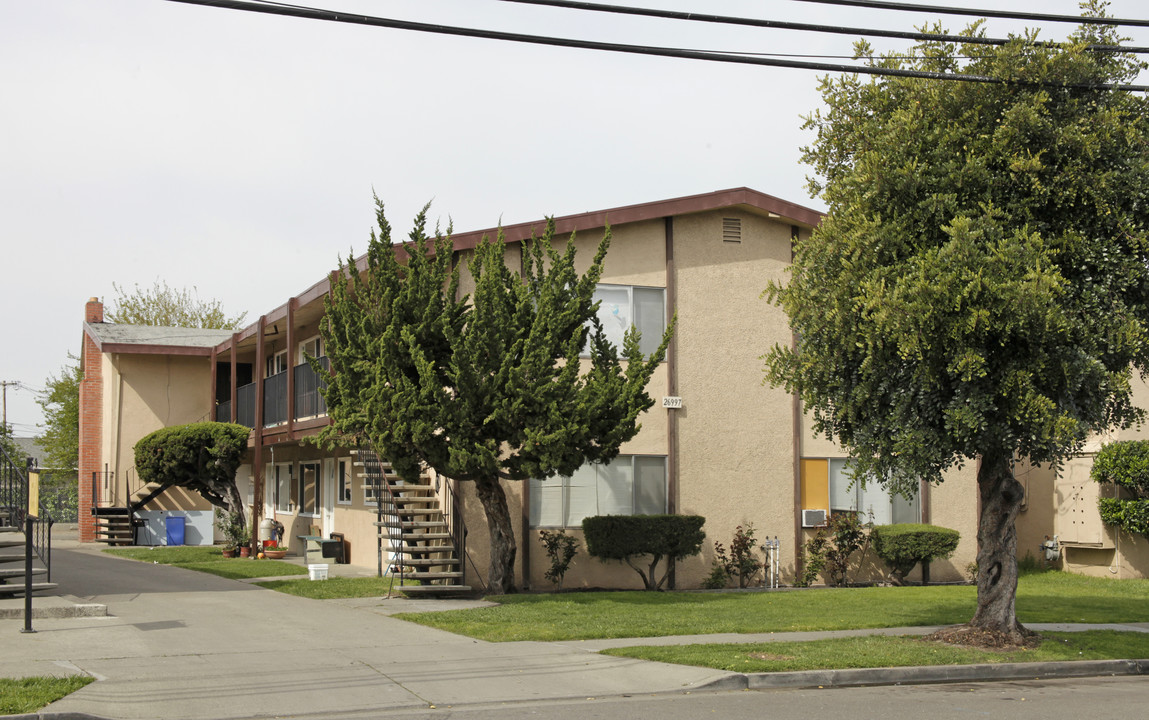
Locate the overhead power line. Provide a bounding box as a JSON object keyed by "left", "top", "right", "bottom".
{"left": 498, "top": 0, "right": 1149, "bottom": 53}
{"left": 165, "top": 0, "right": 1149, "bottom": 91}
{"left": 792, "top": 0, "right": 1149, "bottom": 28}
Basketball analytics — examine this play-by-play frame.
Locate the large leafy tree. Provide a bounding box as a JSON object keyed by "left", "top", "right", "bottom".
{"left": 37, "top": 356, "right": 82, "bottom": 471}
{"left": 319, "top": 201, "right": 671, "bottom": 593}
{"left": 765, "top": 5, "right": 1149, "bottom": 643}
{"left": 106, "top": 280, "right": 247, "bottom": 329}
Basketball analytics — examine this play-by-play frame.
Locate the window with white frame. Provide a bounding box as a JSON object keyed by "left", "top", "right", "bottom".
{"left": 298, "top": 335, "right": 324, "bottom": 365}
{"left": 820, "top": 457, "right": 920, "bottom": 525}
{"left": 336, "top": 458, "right": 352, "bottom": 505}
{"left": 587, "top": 285, "right": 666, "bottom": 358}
{"left": 298, "top": 461, "right": 320, "bottom": 516}
{"left": 272, "top": 463, "right": 294, "bottom": 513}
{"left": 266, "top": 349, "right": 287, "bottom": 378}
{"left": 529, "top": 455, "right": 667, "bottom": 527}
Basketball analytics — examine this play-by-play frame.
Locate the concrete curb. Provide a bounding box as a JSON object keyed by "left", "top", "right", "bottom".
{"left": 1, "top": 714, "right": 113, "bottom": 720}
{"left": 694, "top": 658, "right": 1149, "bottom": 691}
{"left": 0, "top": 604, "right": 107, "bottom": 620}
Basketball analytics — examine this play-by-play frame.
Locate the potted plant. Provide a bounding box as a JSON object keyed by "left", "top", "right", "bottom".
{"left": 216, "top": 508, "right": 248, "bottom": 558}
{"left": 262, "top": 542, "right": 288, "bottom": 560}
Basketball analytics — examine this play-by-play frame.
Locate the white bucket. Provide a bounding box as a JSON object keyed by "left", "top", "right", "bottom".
{"left": 308, "top": 564, "right": 329, "bottom": 581}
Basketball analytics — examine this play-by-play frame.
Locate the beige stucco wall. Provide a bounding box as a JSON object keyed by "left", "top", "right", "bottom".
{"left": 102, "top": 352, "right": 215, "bottom": 510}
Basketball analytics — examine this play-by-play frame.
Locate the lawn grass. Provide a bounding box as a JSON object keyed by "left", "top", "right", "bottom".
{"left": 103, "top": 546, "right": 307, "bottom": 579}
{"left": 255, "top": 576, "right": 410, "bottom": 599}
{"left": 104, "top": 546, "right": 231, "bottom": 564}
{"left": 601, "top": 631, "right": 1149, "bottom": 673}
{"left": 0, "top": 676, "right": 94, "bottom": 715}
{"left": 395, "top": 570, "right": 1149, "bottom": 642}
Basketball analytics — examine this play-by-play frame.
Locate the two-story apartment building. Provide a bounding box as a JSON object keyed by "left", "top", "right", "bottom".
{"left": 84, "top": 186, "right": 1138, "bottom": 591}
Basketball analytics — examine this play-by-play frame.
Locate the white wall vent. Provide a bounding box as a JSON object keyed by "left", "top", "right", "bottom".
{"left": 802, "top": 509, "right": 828, "bottom": 528}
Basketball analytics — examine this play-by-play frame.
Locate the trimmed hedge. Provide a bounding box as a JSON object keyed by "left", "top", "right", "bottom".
{"left": 583, "top": 514, "right": 705, "bottom": 590}
{"left": 1098, "top": 497, "right": 1149, "bottom": 537}
{"left": 1092, "top": 440, "right": 1149, "bottom": 493}
{"left": 133, "top": 422, "right": 250, "bottom": 517}
{"left": 870, "top": 523, "right": 960, "bottom": 585}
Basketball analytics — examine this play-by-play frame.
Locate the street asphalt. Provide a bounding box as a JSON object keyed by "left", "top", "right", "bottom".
{"left": 1, "top": 532, "right": 1147, "bottom": 720}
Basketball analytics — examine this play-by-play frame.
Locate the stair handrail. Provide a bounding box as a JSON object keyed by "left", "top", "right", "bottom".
{"left": 356, "top": 447, "right": 404, "bottom": 585}
{"left": 0, "top": 445, "right": 53, "bottom": 571}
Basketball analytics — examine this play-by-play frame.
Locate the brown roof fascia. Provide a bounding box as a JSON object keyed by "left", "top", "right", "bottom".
{"left": 445, "top": 187, "right": 822, "bottom": 252}
{"left": 219, "top": 187, "right": 823, "bottom": 353}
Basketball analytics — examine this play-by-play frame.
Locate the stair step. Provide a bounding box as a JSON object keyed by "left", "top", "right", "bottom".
{"left": 384, "top": 543, "right": 454, "bottom": 553}
{"left": 93, "top": 507, "right": 131, "bottom": 516}
{"left": 376, "top": 521, "right": 449, "bottom": 530}
{"left": 0, "top": 567, "right": 47, "bottom": 580}
{"left": 0, "top": 540, "right": 23, "bottom": 550}
{"left": 0, "top": 582, "right": 58, "bottom": 597}
{"left": 399, "top": 557, "right": 460, "bottom": 566}
{"left": 400, "top": 584, "right": 472, "bottom": 596}
{"left": 395, "top": 508, "right": 443, "bottom": 517}
{"left": 0, "top": 526, "right": 20, "bottom": 533}
{"left": 401, "top": 571, "right": 464, "bottom": 580}
{"left": 391, "top": 496, "right": 439, "bottom": 504}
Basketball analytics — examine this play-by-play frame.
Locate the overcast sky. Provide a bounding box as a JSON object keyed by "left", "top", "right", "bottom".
{"left": 3, "top": 0, "right": 1148, "bottom": 436}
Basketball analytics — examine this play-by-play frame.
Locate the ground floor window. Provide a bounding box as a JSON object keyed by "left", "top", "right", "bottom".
{"left": 529, "top": 455, "right": 667, "bottom": 527}
{"left": 272, "top": 463, "right": 294, "bottom": 513}
{"left": 801, "top": 457, "right": 920, "bottom": 525}
{"left": 298, "top": 461, "right": 320, "bottom": 516}
{"left": 336, "top": 458, "right": 352, "bottom": 505}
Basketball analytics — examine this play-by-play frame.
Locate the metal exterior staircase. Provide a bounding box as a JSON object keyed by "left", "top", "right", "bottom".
{"left": 0, "top": 447, "right": 55, "bottom": 598}
{"left": 91, "top": 470, "right": 171, "bottom": 546}
{"left": 354, "top": 449, "right": 472, "bottom": 596}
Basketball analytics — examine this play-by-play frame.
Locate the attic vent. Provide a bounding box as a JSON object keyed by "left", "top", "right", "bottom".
{"left": 722, "top": 217, "right": 742, "bottom": 243}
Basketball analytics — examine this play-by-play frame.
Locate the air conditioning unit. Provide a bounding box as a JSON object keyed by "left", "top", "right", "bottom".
{"left": 802, "top": 509, "right": 828, "bottom": 528}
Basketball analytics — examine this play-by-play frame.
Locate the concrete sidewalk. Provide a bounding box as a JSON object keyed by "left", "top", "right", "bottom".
{"left": 2, "top": 539, "right": 1147, "bottom": 719}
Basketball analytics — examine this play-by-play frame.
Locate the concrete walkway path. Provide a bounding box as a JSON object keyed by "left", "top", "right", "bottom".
{"left": 2, "top": 537, "right": 1146, "bottom": 719}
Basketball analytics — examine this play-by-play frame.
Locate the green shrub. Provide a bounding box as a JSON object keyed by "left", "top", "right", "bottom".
{"left": 583, "top": 515, "right": 705, "bottom": 590}
{"left": 871, "top": 523, "right": 960, "bottom": 585}
{"left": 134, "top": 422, "right": 250, "bottom": 524}
{"left": 1098, "top": 497, "right": 1149, "bottom": 537}
{"left": 708, "top": 524, "right": 764, "bottom": 589}
{"left": 538, "top": 529, "right": 580, "bottom": 589}
{"left": 1093, "top": 440, "right": 1149, "bottom": 493}
{"left": 1094, "top": 441, "right": 1149, "bottom": 538}
{"left": 799, "top": 512, "right": 871, "bottom": 587}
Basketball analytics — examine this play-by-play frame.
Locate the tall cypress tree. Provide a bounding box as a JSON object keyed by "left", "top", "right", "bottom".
{"left": 319, "top": 200, "right": 671, "bottom": 592}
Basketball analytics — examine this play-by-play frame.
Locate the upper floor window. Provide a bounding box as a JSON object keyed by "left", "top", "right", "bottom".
{"left": 588, "top": 285, "right": 666, "bottom": 358}
{"left": 299, "top": 335, "right": 324, "bottom": 365}
{"left": 529, "top": 455, "right": 667, "bottom": 528}
{"left": 266, "top": 350, "right": 287, "bottom": 378}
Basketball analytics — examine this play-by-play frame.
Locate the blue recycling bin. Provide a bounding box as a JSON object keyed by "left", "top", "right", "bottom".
{"left": 165, "top": 515, "right": 186, "bottom": 546}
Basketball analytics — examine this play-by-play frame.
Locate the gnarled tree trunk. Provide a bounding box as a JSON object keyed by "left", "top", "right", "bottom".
{"left": 969, "top": 451, "right": 1029, "bottom": 641}
{"left": 475, "top": 476, "right": 517, "bottom": 594}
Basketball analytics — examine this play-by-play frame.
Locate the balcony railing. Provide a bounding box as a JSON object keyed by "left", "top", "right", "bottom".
{"left": 294, "top": 356, "right": 329, "bottom": 419}
{"left": 237, "top": 382, "right": 256, "bottom": 428}
{"left": 264, "top": 371, "right": 287, "bottom": 427}
{"left": 228, "top": 357, "right": 330, "bottom": 430}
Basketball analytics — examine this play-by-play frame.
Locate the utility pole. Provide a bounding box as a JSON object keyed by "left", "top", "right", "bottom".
{"left": 0, "top": 380, "right": 15, "bottom": 431}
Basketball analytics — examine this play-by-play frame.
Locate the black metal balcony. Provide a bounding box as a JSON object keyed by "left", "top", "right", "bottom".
{"left": 237, "top": 382, "right": 256, "bottom": 428}
{"left": 294, "top": 356, "right": 329, "bottom": 419}
{"left": 263, "top": 371, "right": 287, "bottom": 427}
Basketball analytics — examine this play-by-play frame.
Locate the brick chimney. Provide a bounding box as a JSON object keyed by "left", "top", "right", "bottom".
{"left": 85, "top": 297, "right": 104, "bottom": 324}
